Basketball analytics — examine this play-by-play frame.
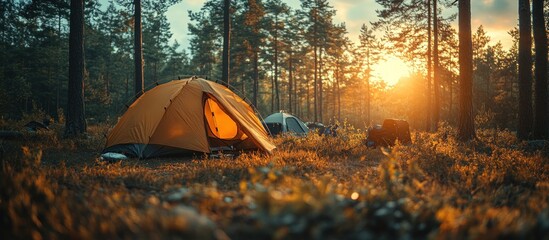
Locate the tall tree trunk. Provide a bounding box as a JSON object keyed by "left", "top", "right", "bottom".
{"left": 125, "top": 75, "right": 129, "bottom": 100}
{"left": 57, "top": 7, "right": 62, "bottom": 112}
{"left": 332, "top": 68, "right": 337, "bottom": 118}
{"left": 336, "top": 64, "right": 343, "bottom": 121}
{"left": 307, "top": 74, "right": 311, "bottom": 119}
{"left": 458, "top": 0, "right": 475, "bottom": 141}
{"left": 271, "top": 70, "right": 274, "bottom": 112}
{"left": 433, "top": 0, "right": 440, "bottom": 131}
{"left": 426, "top": 0, "right": 432, "bottom": 132}
{"left": 274, "top": 15, "right": 280, "bottom": 111}
{"left": 253, "top": 49, "right": 259, "bottom": 108}
{"left": 449, "top": 78, "right": 453, "bottom": 122}
{"left": 288, "top": 50, "right": 293, "bottom": 113}
{"left": 533, "top": 0, "right": 548, "bottom": 139}
{"left": 65, "top": 0, "right": 86, "bottom": 137}
{"left": 222, "top": 0, "right": 231, "bottom": 86}
{"left": 313, "top": 44, "right": 318, "bottom": 122}
{"left": 366, "top": 48, "right": 371, "bottom": 125}
{"left": 313, "top": 7, "right": 318, "bottom": 122}
{"left": 152, "top": 61, "right": 157, "bottom": 84}
{"left": 518, "top": 0, "right": 533, "bottom": 140}
{"left": 366, "top": 68, "right": 371, "bottom": 125}
{"left": 134, "top": 0, "right": 144, "bottom": 99}
{"left": 319, "top": 47, "right": 323, "bottom": 123}
{"left": 294, "top": 70, "right": 298, "bottom": 114}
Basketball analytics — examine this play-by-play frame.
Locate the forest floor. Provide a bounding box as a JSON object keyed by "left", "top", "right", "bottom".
{"left": 1, "top": 120, "right": 548, "bottom": 239}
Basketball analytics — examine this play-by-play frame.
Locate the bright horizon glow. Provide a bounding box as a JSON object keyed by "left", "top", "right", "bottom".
{"left": 372, "top": 56, "right": 411, "bottom": 87}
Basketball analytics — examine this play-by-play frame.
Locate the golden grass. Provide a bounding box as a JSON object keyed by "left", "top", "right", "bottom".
{"left": 1, "top": 122, "right": 548, "bottom": 239}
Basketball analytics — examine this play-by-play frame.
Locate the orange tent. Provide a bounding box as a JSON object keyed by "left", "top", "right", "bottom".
{"left": 102, "top": 77, "right": 276, "bottom": 158}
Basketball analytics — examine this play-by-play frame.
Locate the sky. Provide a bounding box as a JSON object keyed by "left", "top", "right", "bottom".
{"left": 165, "top": 0, "right": 519, "bottom": 51}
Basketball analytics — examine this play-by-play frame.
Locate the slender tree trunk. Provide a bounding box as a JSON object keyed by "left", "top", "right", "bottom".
{"left": 366, "top": 48, "right": 371, "bottom": 125}
{"left": 253, "top": 49, "right": 259, "bottom": 107}
{"left": 294, "top": 70, "right": 298, "bottom": 114}
{"left": 313, "top": 7, "right": 318, "bottom": 122}
{"left": 433, "top": 0, "right": 440, "bottom": 131}
{"left": 336, "top": 64, "right": 341, "bottom": 121}
{"left": 289, "top": 50, "right": 293, "bottom": 113}
{"left": 274, "top": 15, "right": 280, "bottom": 111}
{"left": 518, "top": 0, "right": 533, "bottom": 140}
{"left": 533, "top": 0, "right": 548, "bottom": 139}
{"left": 319, "top": 47, "right": 323, "bottom": 123}
{"left": 449, "top": 78, "right": 453, "bottom": 122}
{"left": 57, "top": 7, "right": 62, "bottom": 112}
{"left": 271, "top": 69, "right": 274, "bottom": 112}
{"left": 153, "top": 61, "right": 157, "bottom": 84}
{"left": 486, "top": 56, "right": 491, "bottom": 108}
{"left": 313, "top": 44, "right": 318, "bottom": 122}
{"left": 134, "top": 0, "right": 144, "bottom": 98}
{"left": 65, "top": 0, "right": 86, "bottom": 137}
{"left": 307, "top": 74, "right": 311, "bottom": 119}
{"left": 332, "top": 69, "right": 337, "bottom": 118}
{"left": 366, "top": 68, "right": 371, "bottom": 125}
{"left": 458, "top": 0, "right": 475, "bottom": 141}
{"left": 425, "top": 0, "right": 432, "bottom": 132}
{"left": 222, "top": 0, "right": 231, "bottom": 86}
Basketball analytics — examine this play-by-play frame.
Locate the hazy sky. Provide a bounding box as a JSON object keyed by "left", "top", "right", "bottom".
{"left": 165, "top": 0, "right": 518, "bottom": 51}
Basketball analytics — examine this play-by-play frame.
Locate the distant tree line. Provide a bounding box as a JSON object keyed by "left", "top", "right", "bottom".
{"left": 0, "top": 0, "right": 547, "bottom": 140}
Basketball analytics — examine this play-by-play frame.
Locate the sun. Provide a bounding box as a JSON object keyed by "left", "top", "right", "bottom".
{"left": 372, "top": 56, "right": 411, "bottom": 87}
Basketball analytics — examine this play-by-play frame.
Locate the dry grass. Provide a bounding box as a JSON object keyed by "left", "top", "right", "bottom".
{"left": 1, "top": 121, "right": 548, "bottom": 239}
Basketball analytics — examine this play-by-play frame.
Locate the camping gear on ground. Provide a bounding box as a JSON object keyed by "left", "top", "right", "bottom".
{"left": 323, "top": 124, "right": 339, "bottom": 137}
{"left": 24, "top": 119, "right": 50, "bottom": 132}
{"left": 306, "top": 122, "right": 326, "bottom": 135}
{"left": 100, "top": 152, "right": 129, "bottom": 162}
{"left": 263, "top": 112, "right": 309, "bottom": 136}
{"left": 366, "top": 119, "right": 411, "bottom": 148}
{"left": 102, "top": 77, "right": 276, "bottom": 159}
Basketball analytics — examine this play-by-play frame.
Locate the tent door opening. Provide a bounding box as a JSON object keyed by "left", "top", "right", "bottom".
{"left": 203, "top": 96, "right": 248, "bottom": 151}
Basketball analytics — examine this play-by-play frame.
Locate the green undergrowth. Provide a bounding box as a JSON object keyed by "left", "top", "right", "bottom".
{"left": 1, "top": 122, "right": 548, "bottom": 239}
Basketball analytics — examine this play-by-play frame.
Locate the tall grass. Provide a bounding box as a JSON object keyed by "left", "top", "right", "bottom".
{"left": 1, "top": 122, "right": 547, "bottom": 239}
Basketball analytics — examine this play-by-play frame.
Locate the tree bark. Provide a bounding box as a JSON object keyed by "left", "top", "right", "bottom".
{"left": 313, "top": 44, "right": 318, "bottom": 122}
{"left": 366, "top": 67, "right": 371, "bottom": 125}
{"left": 274, "top": 15, "right": 280, "bottom": 111}
{"left": 458, "top": 0, "right": 475, "bottom": 141}
{"left": 336, "top": 64, "right": 343, "bottom": 121}
{"left": 288, "top": 50, "right": 293, "bottom": 113}
{"left": 426, "top": 0, "right": 432, "bottom": 132}
{"left": 533, "top": 0, "right": 548, "bottom": 139}
{"left": 253, "top": 50, "right": 259, "bottom": 108}
{"left": 433, "top": 0, "right": 440, "bottom": 131}
{"left": 222, "top": 0, "right": 231, "bottom": 86}
{"left": 65, "top": 0, "right": 86, "bottom": 137}
{"left": 313, "top": 6, "right": 318, "bottom": 122}
{"left": 518, "top": 0, "right": 533, "bottom": 140}
{"left": 319, "top": 47, "right": 323, "bottom": 123}
{"left": 134, "top": 0, "right": 144, "bottom": 99}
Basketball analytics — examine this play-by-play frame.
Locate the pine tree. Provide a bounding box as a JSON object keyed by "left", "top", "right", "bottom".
{"left": 65, "top": 0, "right": 86, "bottom": 137}
{"left": 133, "top": 0, "right": 144, "bottom": 98}
{"left": 357, "top": 24, "right": 382, "bottom": 125}
{"left": 221, "top": 0, "right": 231, "bottom": 86}
{"left": 532, "top": 0, "right": 548, "bottom": 139}
{"left": 457, "top": 0, "right": 475, "bottom": 141}
{"left": 518, "top": 0, "right": 533, "bottom": 140}
{"left": 265, "top": 0, "right": 290, "bottom": 112}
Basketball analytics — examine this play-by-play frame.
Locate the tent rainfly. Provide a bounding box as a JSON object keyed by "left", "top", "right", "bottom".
{"left": 103, "top": 78, "right": 276, "bottom": 158}
{"left": 263, "top": 112, "right": 309, "bottom": 136}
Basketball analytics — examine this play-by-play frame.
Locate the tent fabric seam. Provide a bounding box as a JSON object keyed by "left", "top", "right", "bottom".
{"left": 144, "top": 80, "right": 191, "bottom": 148}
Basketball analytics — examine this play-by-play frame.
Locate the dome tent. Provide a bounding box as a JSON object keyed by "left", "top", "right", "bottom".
{"left": 103, "top": 77, "right": 276, "bottom": 158}
{"left": 263, "top": 112, "right": 309, "bottom": 136}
